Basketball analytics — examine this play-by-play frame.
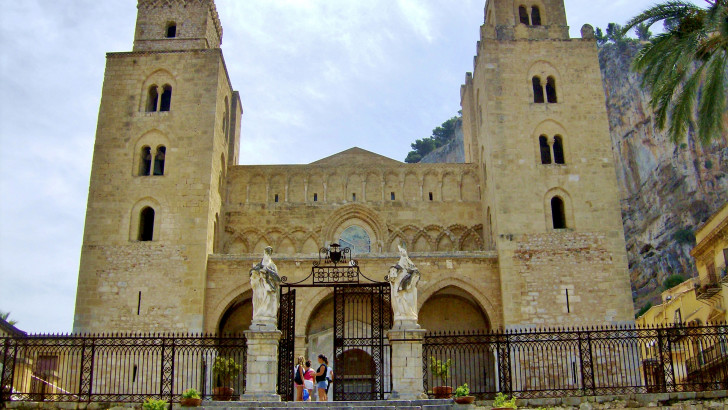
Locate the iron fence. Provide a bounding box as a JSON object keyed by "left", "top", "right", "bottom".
{"left": 0, "top": 333, "right": 247, "bottom": 404}
{"left": 423, "top": 324, "right": 728, "bottom": 399}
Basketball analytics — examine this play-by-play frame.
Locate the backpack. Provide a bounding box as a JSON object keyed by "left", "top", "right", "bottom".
{"left": 294, "top": 365, "right": 303, "bottom": 385}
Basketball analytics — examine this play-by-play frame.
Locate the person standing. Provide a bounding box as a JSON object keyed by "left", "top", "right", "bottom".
{"left": 314, "top": 354, "right": 329, "bottom": 402}
{"left": 303, "top": 360, "right": 315, "bottom": 401}
{"left": 325, "top": 358, "right": 334, "bottom": 398}
{"left": 294, "top": 356, "right": 305, "bottom": 401}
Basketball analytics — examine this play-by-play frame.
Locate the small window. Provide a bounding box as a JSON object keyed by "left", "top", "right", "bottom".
{"left": 138, "top": 207, "right": 155, "bottom": 241}
{"left": 146, "top": 86, "right": 159, "bottom": 112}
{"left": 274, "top": 194, "right": 279, "bottom": 203}
{"left": 553, "top": 136, "right": 565, "bottom": 164}
{"left": 352, "top": 193, "right": 356, "bottom": 201}
{"left": 166, "top": 23, "right": 177, "bottom": 38}
{"left": 539, "top": 136, "right": 551, "bottom": 164}
{"left": 546, "top": 76, "right": 558, "bottom": 103}
{"left": 139, "top": 146, "right": 152, "bottom": 176}
{"left": 518, "top": 6, "right": 529, "bottom": 25}
{"left": 313, "top": 193, "right": 318, "bottom": 202}
{"left": 531, "top": 6, "right": 542, "bottom": 26}
{"left": 429, "top": 192, "right": 433, "bottom": 201}
{"left": 153, "top": 146, "right": 166, "bottom": 176}
{"left": 674, "top": 309, "right": 682, "bottom": 325}
{"left": 390, "top": 192, "right": 395, "bottom": 201}
{"left": 160, "top": 85, "right": 172, "bottom": 112}
{"left": 551, "top": 197, "right": 566, "bottom": 229}
{"left": 532, "top": 77, "right": 544, "bottom": 103}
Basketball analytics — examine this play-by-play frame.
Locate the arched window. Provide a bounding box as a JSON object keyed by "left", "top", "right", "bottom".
{"left": 531, "top": 6, "right": 542, "bottom": 26}
{"left": 546, "top": 76, "right": 558, "bottom": 103}
{"left": 153, "top": 146, "right": 166, "bottom": 175}
{"left": 160, "top": 85, "right": 172, "bottom": 112}
{"left": 146, "top": 86, "right": 159, "bottom": 112}
{"left": 139, "top": 146, "right": 152, "bottom": 176}
{"left": 166, "top": 23, "right": 177, "bottom": 38}
{"left": 138, "top": 207, "right": 155, "bottom": 241}
{"left": 518, "top": 6, "right": 529, "bottom": 25}
{"left": 553, "top": 136, "right": 565, "bottom": 164}
{"left": 551, "top": 197, "right": 566, "bottom": 229}
{"left": 532, "top": 76, "right": 544, "bottom": 103}
{"left": 539, "top": 136, "right": 552, "bottom": 164}
{"left": 340, "top": 225, "right": 371, "bottom": 255}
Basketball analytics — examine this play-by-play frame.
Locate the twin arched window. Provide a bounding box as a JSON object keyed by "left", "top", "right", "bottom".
{"left": 138, "top": 207, "right": 155, "bottom": 241}
{"left": 518, "top": 5, "right": 542, "bottom": 26}
{"left": 538, "top": 135, "right": 565, "bottom": 165}
{"left": 146, "top": 85, "right": 172, "bottom": 112}
{"left": 139, "top": 146, "right": 166, "bottom": 176}
{"left": 532, "top": 76, "right": 557, "bottom": 103}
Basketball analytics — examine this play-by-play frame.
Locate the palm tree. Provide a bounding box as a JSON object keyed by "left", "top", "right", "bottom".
{"left": 623, "top": 0, "right": 727, "bottom": 144}
{"left": 0, "top": 311, "right": 18, "bottom": 326}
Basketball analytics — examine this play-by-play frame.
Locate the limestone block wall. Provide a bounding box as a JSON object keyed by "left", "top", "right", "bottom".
{"left": 221, "top": 161, "right": 490, "bottom": 255}
{"left": 73, "top": 48, "right": 238, "bottom": 333}
{"left": 461, "top": 20, "right": 633, "bottom": 327}
{"left": 133, "top": 0, "right": 223, "bottom": 52}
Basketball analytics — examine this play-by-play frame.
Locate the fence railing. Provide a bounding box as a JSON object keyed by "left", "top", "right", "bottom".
{"left": 0, "top": 333, "right": 247, "bottom": 404}
{"left": 423, "top": 324, "right": 728, "bottom": 399}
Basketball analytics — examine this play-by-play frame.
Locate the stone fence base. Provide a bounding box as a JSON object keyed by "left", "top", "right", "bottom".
{"left": 485, "top": 390, "right": 728, "bottom": 409}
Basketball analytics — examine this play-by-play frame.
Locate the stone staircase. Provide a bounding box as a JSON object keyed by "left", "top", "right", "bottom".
{"left": 197, "top": 399, "right": 454, "bottom": 410}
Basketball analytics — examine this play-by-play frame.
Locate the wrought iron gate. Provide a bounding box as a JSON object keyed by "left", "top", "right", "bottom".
{"left": 333, "top": 283, "right": 392, "bottom": 401}
{"left": 276, "top": 244, "right": 392, "bottom": 401}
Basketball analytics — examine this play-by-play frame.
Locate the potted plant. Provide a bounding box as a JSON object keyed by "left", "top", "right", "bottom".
{"left": 180, "top": 388, "right": 202, "bottom": 407}
{"left": 142, "top": 398, "right": 168, "bottom": 410}
{"left": 453, "top": 383, "right": 475, "bottom": 404}
{"left": 430, "top": 356, "right": 453, "bottom": 399}
{"left": 212, "top": 356, "right": 242, "bottom": 401}
{"left": 491, "top": 392, "right": 517, "bottom": 410}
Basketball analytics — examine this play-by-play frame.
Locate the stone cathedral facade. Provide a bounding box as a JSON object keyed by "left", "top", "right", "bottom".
{"left": 73, "top": 0, "right": 634, "bottom": 360}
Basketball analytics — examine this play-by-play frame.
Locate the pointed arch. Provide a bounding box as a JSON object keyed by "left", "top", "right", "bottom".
{"left": 544, "top": 187, "right": 574, "bottom": 230}
{"left": 321, "top": 204, "right": 386, "bottom": 251}
{"left": 139, "top": 69, "right": 176, "bottom": 112}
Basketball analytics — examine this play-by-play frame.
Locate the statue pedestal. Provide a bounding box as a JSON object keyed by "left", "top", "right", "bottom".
{"left": 241, "top": 328, "right": 282, "bottom": 402}
{"left": 387, "top": 322, "right": 427, "bottom": 400}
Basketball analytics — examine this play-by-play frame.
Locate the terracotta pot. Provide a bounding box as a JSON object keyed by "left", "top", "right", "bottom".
{"left": 212, "top": 386, "right": 234, "bottom": 401}
{"left": 180, "top": 398, "right": 202, "bottom": 407}
{"left": 454, "top": 396, "right": 475, "bottom": 404}
{"left": 433, "top": 386, "right": 453, "bottom": 399}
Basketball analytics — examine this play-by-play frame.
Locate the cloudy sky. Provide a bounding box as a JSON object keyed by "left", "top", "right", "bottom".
{"left": 0, "top": 0, "right": 693, "bottom": 333}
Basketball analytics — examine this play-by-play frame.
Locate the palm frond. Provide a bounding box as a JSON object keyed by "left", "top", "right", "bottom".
{"left": 696, "top": 53, "right": 728, "bottom": 143}
{"left": 667, "top": 63, "right": 704, "bottom": 143}
{"left": 623, "top": 1, "right": 702, "bottom": 32}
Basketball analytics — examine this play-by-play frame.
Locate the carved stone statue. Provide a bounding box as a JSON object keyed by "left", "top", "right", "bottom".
{"left": 388, "top": 243, "right": 421, "bottom": 325}
{"left": 249, "top": 246, "right": 281, "bottom": 328}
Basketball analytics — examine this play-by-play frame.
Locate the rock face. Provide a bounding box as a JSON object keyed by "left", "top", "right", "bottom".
{"left": 423, "top": 41, "right": 727, "bottom": 312}
{"left": 419, "top": 119, "right": 465, "bottom": 164}
{"left": 599, "top": 41, "right": 727, "bottom": 310}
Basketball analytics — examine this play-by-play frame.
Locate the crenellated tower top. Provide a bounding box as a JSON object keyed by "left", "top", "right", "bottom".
{"left": 482, "top": 0, "right": 569, "bottom": 41}
{"left": 133, "top": 0, "right": 223, "bottom": 51}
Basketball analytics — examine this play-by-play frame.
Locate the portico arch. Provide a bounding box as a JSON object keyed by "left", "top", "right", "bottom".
{"left": 419, "top": 277, "right": 501, "bottom": 329}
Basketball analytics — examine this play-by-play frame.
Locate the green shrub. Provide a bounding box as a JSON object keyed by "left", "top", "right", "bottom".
{"left": 182, "top": 388, "right": 201, "bottom": 399}
{"left": 142, "top": 398, "right": 168, "bottom": 410}
{"left": 429, "top": 357, "right": 452, "bottom": 385}
{"left": 673, "top": 228, "right": 695, "bottom": 245}
{"left": 636, "top": 302, "right": 653, "bottom": 319}
{"left": 213, "top": 357, "right": 242, "bottom": 386}
{"left": 493, "top": 392, "right": 517, "bottom": 409}
{"left": 454, "top": 384, "right": 470, "bottom": 398}
{"left": 662, "top": 274, "right": 686, "bottom": 290}
{"left": 705, "top": 160, "right": 713, "bottom": 169}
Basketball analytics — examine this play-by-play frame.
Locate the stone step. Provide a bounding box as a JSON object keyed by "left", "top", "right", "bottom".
{"left": 196, "top": 399, "right": 452, "bottom": 410}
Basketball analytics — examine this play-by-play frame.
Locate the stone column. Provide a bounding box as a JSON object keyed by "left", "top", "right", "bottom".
{"left": 388, "top": 324, "right": 427, "bottom": 400}
{"left": 241, "top": 328, "right": 282, "bottom": 402}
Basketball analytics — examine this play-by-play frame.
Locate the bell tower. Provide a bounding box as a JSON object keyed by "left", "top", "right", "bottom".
{"left": 72, "top": 0, "right": 242, "bottom": 333}
{"left": 462, "top": 0, "right": 634, "bottom": 328}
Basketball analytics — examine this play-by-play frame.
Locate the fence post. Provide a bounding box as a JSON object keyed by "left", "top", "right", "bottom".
{"left": 78, "top": 336, "right": 95, "bottom": 403}
{"left": 160, "top": 336, "right": 175, "bottom": 402}
{"left": 1, "top": 337, "right": 17, "bottom": 405}
{"left": 655, "top": 326, "right": 676, "bottom": 393}
{"left": 578, "top": 330, "right": 595, "bottom": 396}
{"left": 497, "top": 332, "right": 512, "bottom": 396}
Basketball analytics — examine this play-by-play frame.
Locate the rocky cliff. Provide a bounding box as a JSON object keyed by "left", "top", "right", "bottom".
{"left": 419, "top": 119, "right": 465, "bottom": 164}
{"left": 599, "top": 41, "right": 727, "bottom": 311}
{"left": 424, "top": 41, "right": 727, "bottom": 312}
